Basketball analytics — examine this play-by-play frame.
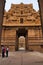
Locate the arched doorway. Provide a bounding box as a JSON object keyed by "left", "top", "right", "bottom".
{"left": 15, "top": 28, "right": 28, "bottom": 51}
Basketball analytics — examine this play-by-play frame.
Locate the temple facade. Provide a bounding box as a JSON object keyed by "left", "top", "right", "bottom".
{"left": 1, "top": 3, "right": 43, "bottom": 52}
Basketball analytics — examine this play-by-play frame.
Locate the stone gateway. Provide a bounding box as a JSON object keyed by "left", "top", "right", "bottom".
{"left": 1, "top": 3, "right": 43, "bottom": 52}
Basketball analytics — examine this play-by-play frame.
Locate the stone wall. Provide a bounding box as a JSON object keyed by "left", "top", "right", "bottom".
{"left": 1, "top": 27, "right": 16, "bottom": 51}
{"left": 1, "top": 3, "right": 43, "bottom": 52}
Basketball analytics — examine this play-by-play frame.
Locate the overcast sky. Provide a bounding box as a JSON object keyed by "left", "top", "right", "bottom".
{"left": 5, "top": 0, "right": 39, "bottom": 11}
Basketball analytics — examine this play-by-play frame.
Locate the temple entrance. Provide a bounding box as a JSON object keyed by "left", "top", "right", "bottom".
{"left": 15, "top": 28, "right": 28, "bottom": 51}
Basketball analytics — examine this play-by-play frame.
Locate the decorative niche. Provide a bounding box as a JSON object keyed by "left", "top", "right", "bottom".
{"left": 20, "top": 18, "right": 23, "bottom": 23}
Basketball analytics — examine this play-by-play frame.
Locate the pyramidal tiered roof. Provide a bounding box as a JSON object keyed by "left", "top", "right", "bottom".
{"left": 3, "top": 3, "right": 41, "bottom": 26}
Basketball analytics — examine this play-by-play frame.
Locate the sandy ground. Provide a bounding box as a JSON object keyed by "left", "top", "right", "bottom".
{"left": 0, "top": 51, "right": 43, "bottom": 65}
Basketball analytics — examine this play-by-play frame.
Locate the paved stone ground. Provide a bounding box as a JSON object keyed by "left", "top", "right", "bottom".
{"left": 0, "top": 51, "right": 43, "bottom": 65}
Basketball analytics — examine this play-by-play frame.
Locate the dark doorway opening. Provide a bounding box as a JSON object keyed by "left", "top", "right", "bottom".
{"left": 15, "top": 28, "right": 28, "bottom": 51}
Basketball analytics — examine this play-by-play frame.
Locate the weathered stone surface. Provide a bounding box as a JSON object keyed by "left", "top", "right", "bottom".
{"left": 1, "top": 3, "right": 43, "bottom": 52}
{"left": 3, "top": 3, "right": 41, "bottom": 26}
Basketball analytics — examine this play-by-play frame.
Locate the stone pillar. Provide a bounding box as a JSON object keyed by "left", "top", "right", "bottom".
{"left": 0, "top": 0, "right": 6, "bottom": 52}
{"left": 15, "top": 34, "right": 19, "bottom": 51}
{"left": 38, "top": 0, "right": 43, "bottom": 35}
{"left": 25, "top": 30, "right": 28, "bottom": 51}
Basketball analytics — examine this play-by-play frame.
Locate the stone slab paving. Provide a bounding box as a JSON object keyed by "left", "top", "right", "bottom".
{"left": 0, "top": 51, "right": 43, "bottom": 65}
